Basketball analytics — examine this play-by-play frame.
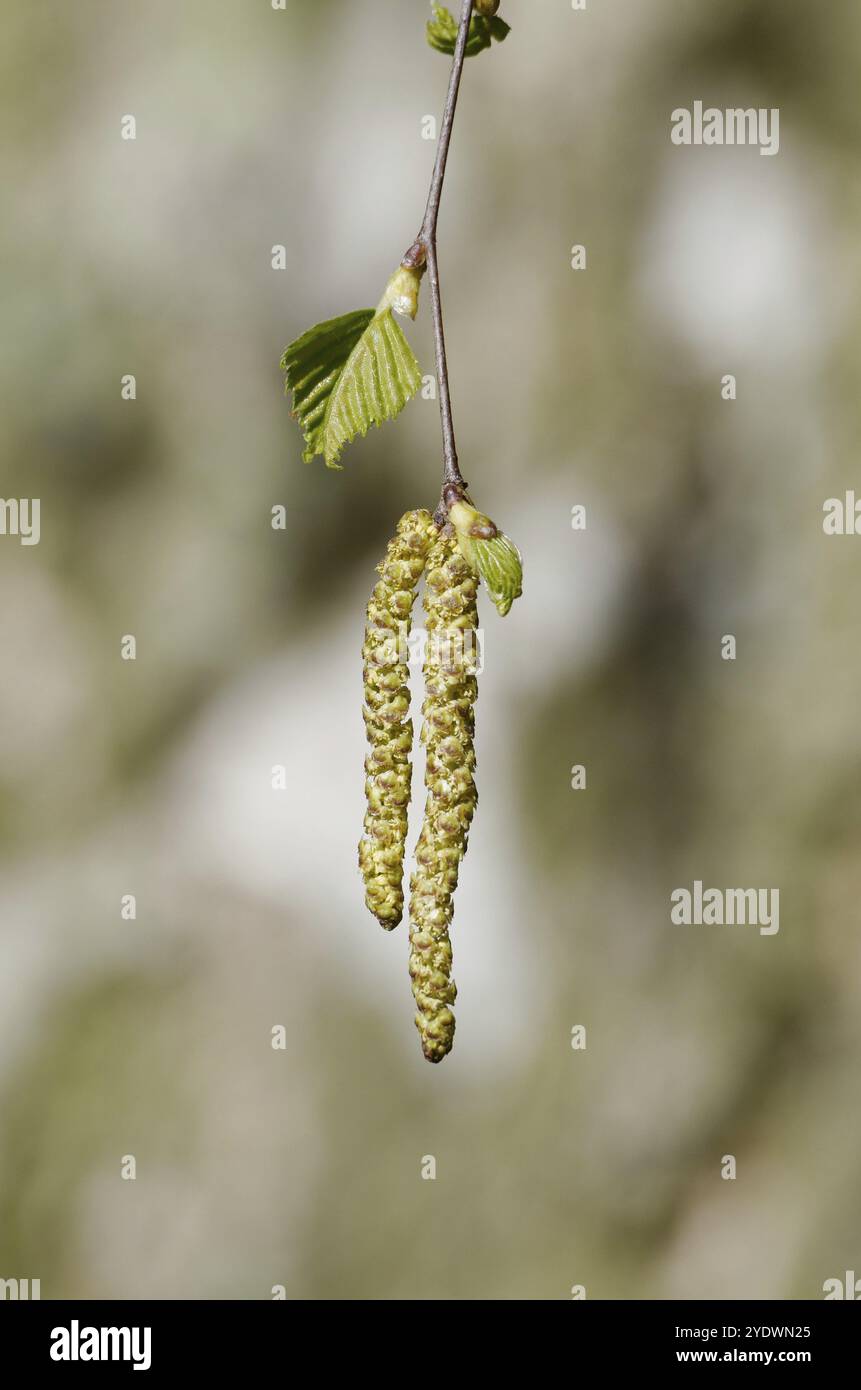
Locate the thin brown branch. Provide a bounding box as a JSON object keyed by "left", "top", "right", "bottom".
{"left": 403, "top": 0, "right": 474, "bottom": 516}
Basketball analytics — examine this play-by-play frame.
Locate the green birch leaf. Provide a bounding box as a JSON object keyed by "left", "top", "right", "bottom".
{"left": 449, "top": 500, "right": 523, "bottom": 616}
{"left": 281, "top": 268, "right": 423, "bottom": 469}
{"left": 426, "top": 5, "right": 511, "bottom": 58}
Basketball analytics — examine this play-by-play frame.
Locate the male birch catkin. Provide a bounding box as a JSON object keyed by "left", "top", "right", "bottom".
{"left": 359, "top": 509, "right": 437, "bottom": 928}
{"left": 409, "top": 532, "right": 480, "bottom": 1062}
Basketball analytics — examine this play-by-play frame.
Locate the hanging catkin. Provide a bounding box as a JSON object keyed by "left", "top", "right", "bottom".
{"left": 359, "top": 509, "right": 438, "bottom": 929}
{"left": 409, "top": 532, "right": 480, "bottom": 1062}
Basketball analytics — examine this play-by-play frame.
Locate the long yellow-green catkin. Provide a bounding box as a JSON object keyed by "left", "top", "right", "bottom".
{"left": 359, "top": 510, "right": 437, "bottom": 929}
{"left": 409, "top": 533, "right": 479, "bottom": 1062}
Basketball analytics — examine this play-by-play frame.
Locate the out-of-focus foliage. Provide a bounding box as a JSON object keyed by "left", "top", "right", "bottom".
{"left": 1, "top": 0, "right": 861, "bottom": 1299}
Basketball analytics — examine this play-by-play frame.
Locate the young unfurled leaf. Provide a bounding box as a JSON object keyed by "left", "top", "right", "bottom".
{"left": 426, "top": 4, "right": 511, "bottom": 58}
{"left": 449, "top": 500, "right": 523, "bottom": 616}
{"left": 281, "top": 267, "right": 423, "bottom": 469}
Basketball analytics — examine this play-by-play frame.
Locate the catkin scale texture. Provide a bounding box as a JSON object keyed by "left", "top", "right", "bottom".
{"left": 359, "top": 510, "right": 437, "bottom": 928}
{"left": 409, "top": 534, "right": 479, "bottom": 1062}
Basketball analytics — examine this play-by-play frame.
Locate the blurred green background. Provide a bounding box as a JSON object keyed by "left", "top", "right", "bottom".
{"left": 1, "top": 0, "right": 861, "bottom": 1300}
